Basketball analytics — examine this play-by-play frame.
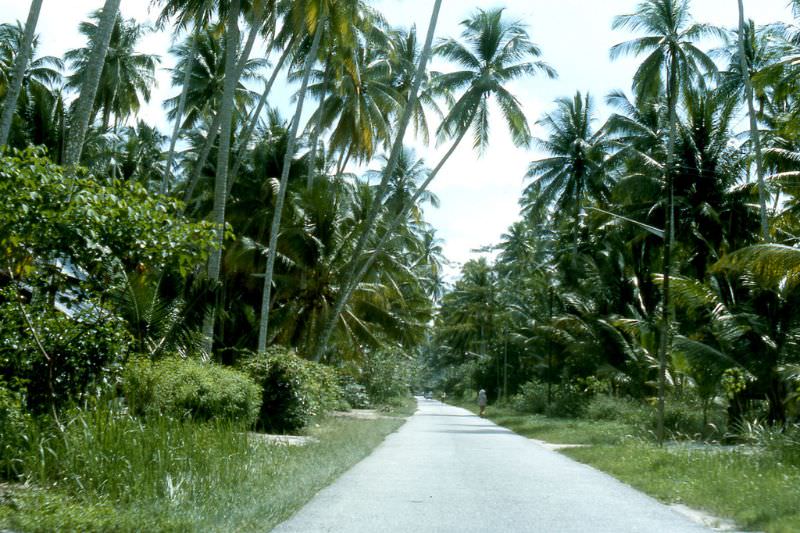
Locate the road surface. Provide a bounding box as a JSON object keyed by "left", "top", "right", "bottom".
{"left": 273, "top": 398, "right": 712, "bottom": 532}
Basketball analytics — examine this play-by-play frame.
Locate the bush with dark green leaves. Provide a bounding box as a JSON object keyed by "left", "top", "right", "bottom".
{"left": 361, "top": 349, "right": 412, "bottom": 403}
{"left": 585, "top": 395, "right": 649, "bottom": 426}
{"left": 512, "top": 379, "right": 587, "bottom": 418}
{"left": 122, "top": 357, "right": 261, "bottom": 426}
{"left": 238, "top": 347, "right": 343, "bottom": 432}
{"left": 512, "top": 379, "right": 549, "bottom": 414}
{"left": 0, "top": 383, "right": 29, "bottom": 478}
{"left": 0, "top": 294, "right": 130, "bottom": 412}
{"left": 339, "top": 374, "right": 370, "bottom": 409}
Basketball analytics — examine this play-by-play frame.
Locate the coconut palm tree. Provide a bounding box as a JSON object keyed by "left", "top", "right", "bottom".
{"left": 299, "top": 0, "right": 444, "bottom": 361}
{"left": 311, "top": 6, "right": 555, "bottom": 361}
{"left": 610, "top": 0, "right": 719, "bottom": 442}
{"left": 165, "top": 26, "right": 264, "bottom": 202}
{"left": 64, "top": 0, "right": 122, "bottom": 167}
{"left": 0, "top": 0, "right": 43, "bottom": 146}
{"left": 65, "top": 13, "right": 160, "bottom": 132}
{"left": 202, "top": 0, "right": 244, "bottom": 355}
{"left": 257, "top": 0, "right": 380, "bottom": 353}
{"left": 524, "top": 92, "right": 611, "bottom": 262}
{"left": 0, "top": 21, "right": 63, "bottom": 151}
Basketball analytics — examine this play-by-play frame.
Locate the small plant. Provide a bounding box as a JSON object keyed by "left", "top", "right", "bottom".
{"left": 339, "top": 374, "right": 370, "bottom": 409}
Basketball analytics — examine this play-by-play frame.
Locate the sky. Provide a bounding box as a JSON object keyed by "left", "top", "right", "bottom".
{"left": 0, "top": 0, "right": 796, "bottom": 279}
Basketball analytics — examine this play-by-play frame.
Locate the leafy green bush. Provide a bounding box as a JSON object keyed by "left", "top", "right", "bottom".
{"left": 545, "top": 384, "right": 587, "bottom": 418}
{"left": 0, "top": 383, "right": 29, "bottom": 478}
{"left": 585, "top": 395, "right": 650, "bottom": 426}
{"left": 238, "top": 347, "right": 343, "bottom": 432}
{"left": 0, "top": 295, "right": 130, "bottom": 412}
{"left": 512, "top": 380, "right": 549, "bottom": 414}
{"left": 361, "top": 349, "right": 412, "bottom": 403}
{"left": 339, "top": 374, "right": 370, "bottom": 409}
{"left": 122, "top": 357, "right": 261, "bottom": 426}
{"left": 650, "top": 398, "right": 708, "bottom": 438}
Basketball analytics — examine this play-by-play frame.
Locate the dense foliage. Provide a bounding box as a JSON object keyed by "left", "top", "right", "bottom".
{"left": 428, "top": 0, "right": 800, "bottom": 442}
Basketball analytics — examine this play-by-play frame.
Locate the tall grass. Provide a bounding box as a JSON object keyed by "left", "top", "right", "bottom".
{"left": 1, "top": 402, "right": 407, "bottom": 532}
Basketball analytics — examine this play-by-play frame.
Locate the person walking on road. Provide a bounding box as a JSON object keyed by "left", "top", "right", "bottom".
{"left": 478, "top": 389, "right": 487, "bottom": 417}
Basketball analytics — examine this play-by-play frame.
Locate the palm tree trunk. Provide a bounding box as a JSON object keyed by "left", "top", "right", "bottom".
{"left": 312, "top": 122, "right": 466, "bottom": 362}
{"left": 185, "top": 16, "right": 266, "bottom": 204}
{"left": 310, "top": 0, "right": 443, "bottom": 360}
{"left": 307, "top": 52, "right": 333, "bottom": 188}
{"left": 737, "top": 0, "right": 769, "bottom": 242}
{"left": 162, "top": 28, "right": 200, "bottom": 195}
{"left": 201, "top": 0, "right": 241, "bottom": 356}
{"left": 64, "top": 0, "right": 121, "bottom": 168}
{"left": 228, "top": 38, "right": 294, "bottom": 192}
{"left": 256, "top": 21, "right": 324, "bottom": 354}
{"left": 0, "top": 0, "right": 43, "bottom": 147}
{"left": 656, "top": 54, "right": 679, "bottom": 446}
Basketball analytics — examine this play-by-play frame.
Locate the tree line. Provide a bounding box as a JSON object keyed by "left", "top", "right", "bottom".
{"left": 0, "top": 0, "right": 565, "bottom": 413}
{"left": 429, "top": 0, "right": 800, "bottom": 442}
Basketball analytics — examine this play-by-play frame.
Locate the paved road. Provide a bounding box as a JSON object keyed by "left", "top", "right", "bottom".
{"left": 273, "top": 398, "right": 711, "bottom": 532}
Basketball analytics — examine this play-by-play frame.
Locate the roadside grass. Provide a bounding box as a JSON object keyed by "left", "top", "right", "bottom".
{"left": 453, "top": 401, "right": 638, "bottom": 445}
{"left": 452, "top": 399, "right": 800, "bottom": 533}
{"left": 0, "top": 400, "right": 411, "bottom": 532}
{"left": 564, "top": 442, "right": 800, "bottom": 533}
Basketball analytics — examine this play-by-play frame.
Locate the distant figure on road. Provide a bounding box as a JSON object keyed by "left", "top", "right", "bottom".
{"left": 478, "top": 389, "right": 487, "bottom": 417}
{"left": 440, "top": 391, "right": 447, "bottom": 403}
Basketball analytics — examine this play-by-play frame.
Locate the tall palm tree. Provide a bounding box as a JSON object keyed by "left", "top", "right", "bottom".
{"left": 64, "top": 0, "right": 122, "bottom": 167}
{"left": 736, "top": 1, "right": 769, "bottom": 240}
{"left": 0, "top": 21, "right": 63, "bottom": 151}
{"left": 610, "top": 0, "right": 719, "bottom": 443}
{"left": 524, "top": 92, "right": 610, "bottom": 262}
{"left": 256, "top": 0, "right": 380, "bottom": 353}
{"left": 306, "top": 0, "right": 443, "bottom": 361}
{"left": 65, "top": 13, "right": 160, "bottom": 131}
{"left": 202, "top": 0, "right": 243, "bottom": 355}
{"left": 0, "top": 0, "right": 43, "bottom": 146}
{"left": 312, "top": 6, "right": 555, "bottom": 361}
{"left": 308, "top": 37, "right": 399, "bottom": 171}
{"left": 256, "top": 2, "right": 325, "bottom": 353}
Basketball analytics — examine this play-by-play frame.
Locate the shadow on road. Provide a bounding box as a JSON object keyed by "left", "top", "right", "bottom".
{"left": 428, "top": 428, "right": 513, "bottom": 435}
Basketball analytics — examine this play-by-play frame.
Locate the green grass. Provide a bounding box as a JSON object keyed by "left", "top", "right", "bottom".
{"left": 565, "top": 443, "right": 800, "bottom": 533}
{"left": 454, "top": 400, "right": 800, "bottom": 533}
{"left": 0, "top": 402, "right": 411, "bottom": 532}
{"left": 454, "top": 401, "right": 638, "bottom": 445}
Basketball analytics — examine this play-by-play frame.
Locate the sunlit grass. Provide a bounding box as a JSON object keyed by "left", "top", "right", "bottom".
{"left": 565, "top": 442, "right": 800, "bottom": 533}
{"left": 453, "top": 399, "right": 800, "bottom": 533}
{"left": 0, "top": 402, "right": 409, "bottom": 532}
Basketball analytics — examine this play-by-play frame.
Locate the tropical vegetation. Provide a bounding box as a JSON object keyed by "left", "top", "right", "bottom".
{"left": 2, "top": 0, "right": 800, "bottom": 529}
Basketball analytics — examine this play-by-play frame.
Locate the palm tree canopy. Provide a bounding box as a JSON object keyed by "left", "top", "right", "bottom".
{"left": 610, "top": 0, "right": 722, "bottom": 103}
{"left": 434, "top": 7, "right": 556, "bottom": 152}
{"left": 0, "top": 21, "right": 62, "bottom": 98}
{"left": 524, "top": 91, "right": 611, "bottom": 225}
{"left": 65, "top": 12, "right": 160, "bottom": 129}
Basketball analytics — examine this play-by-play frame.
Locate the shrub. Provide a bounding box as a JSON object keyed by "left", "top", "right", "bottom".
{"left": 0, "top": 295, "right": 130, "bottom": 413}
{"left": 238, "top": 347, "right": 343, "bottom": 432}
{"left": 512, "top": 380, "right": 549, "bottom": 414}
{"left": 361, "top": 349, "right": 412, "bottom": 403}
{"left": 585, "top": 395, "right": 650, "bottom": 426}
{"left": 339, "top": 374, "right": 370, "bottom": 409}
{"left": 0, "top": 383, "right": 29, "bottom": 478}
{"left": 545, "top": 384, "right": 587, "bottom": 418}
{"left": 122, "top": 357, "right": 261, "bottom": 426}
{"left": 649, "top": 398, "right": 709, "bottom": 438}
